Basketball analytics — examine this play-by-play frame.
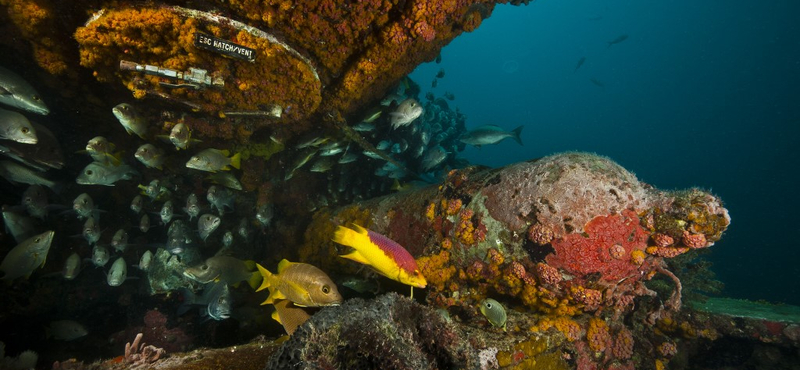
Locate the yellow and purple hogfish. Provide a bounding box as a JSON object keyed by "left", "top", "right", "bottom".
{"left": 333, "top": 224, "right": 427, "bottom": 298}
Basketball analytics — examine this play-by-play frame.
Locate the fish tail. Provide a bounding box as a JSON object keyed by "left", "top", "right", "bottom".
{"left": 230, "top": 152, "right": 242, "bottom": 170}
{"left": 332, "top": 225, "right": 367, "bottom": 250}
{"left": 247, "top": 271, "right": 263, "bottom": 290}
{"left": 511, "top": 126, "right": 524, "bottom": 146}
{"left": 255, "top": 263, "right": 273, "bottom": 292}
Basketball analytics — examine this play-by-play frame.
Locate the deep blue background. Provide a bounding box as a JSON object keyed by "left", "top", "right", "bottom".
{"left": 411, "top": 0, "right": 800, "bottom": 305}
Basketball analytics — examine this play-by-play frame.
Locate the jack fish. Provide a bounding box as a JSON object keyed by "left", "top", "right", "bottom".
{"left": 0, "top": 66, "right": 49, "bottom": 115}
{"left": 0, "top": 230, "right": 55, "bottom": 281}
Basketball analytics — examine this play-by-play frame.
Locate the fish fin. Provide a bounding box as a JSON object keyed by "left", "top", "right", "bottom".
{"left": 350, "top": 223, "right": 369, "bottom": 235}
{"left": 220, "top": 149, "right": 230, "bottom": 156}
{"left": 262, "top": 287, "right": 287, "bottom": 305}
{"left": 243, "top": 260, "right": 257, "bottom": 271}
{"left": 0, "top": 86, "right": 9, "bottom": 95}
{"left": 340, "top": 250, "right": 370, "bottom": 265}
{"left": 276, "top": 259, "right": 295, "bottom": 273}
{"left": 332, "top": 225, "right": 366, "bottom": 251}
{"left": 271, "top": 309, "right": 282, "bottom": 324}
{"left": 255, "top": 263, "right": 272, "bottom": 292}
{"left": 247, "top": 271, "right": 263, "bottom": 290}
{"left": 229, "top": 152, "right": 241, "bottom": 170}
{"left": 232, "top": 282, "right": 241, "bottom": 288}
{"left": 511, "top": 126, "right": 524, "bottom": 146}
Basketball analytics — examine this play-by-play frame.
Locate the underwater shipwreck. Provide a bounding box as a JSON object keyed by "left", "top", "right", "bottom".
{"left": 0, "top": 0, "right": 799, "bottom": 369}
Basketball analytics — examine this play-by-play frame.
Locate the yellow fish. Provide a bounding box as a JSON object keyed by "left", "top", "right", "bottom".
{"left": 332, "top": 224, "right": 427, "bottom": 298}
{"left": 256, "top": 259, "right": 342, "bottom": 307}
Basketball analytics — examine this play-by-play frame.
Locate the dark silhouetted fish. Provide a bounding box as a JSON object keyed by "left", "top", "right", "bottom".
{"left": 574, "top": 57, "right": 586, "bottom": 73}
{"left": 607, "top": 34, "right": 628, "bottom": 48}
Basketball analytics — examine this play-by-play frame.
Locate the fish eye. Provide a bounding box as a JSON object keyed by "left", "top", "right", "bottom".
{"left": 34, "top": 238, "right": 40, "bottom": 242}
{"left": 86, "top": 170, "right": 93, "bottom": 175}
{"left": 485, "top": 302, "right": 493, "bottom": 309}
{"left": 32, "top": 95, "right": 41, "bottom": 102}
{"left": 321, "top": 285, "right": 330, "bottom": 294}
{"left": 21, "top": 127, "right": 29, "bottom": 133}
{"left": 201, "top": 264, "right": 209, "bottom": 270}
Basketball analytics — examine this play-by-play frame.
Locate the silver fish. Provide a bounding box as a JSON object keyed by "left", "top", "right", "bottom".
{"left": 206, "top": 283, "right": 232, "bottom": 320}
{"left": 134, "top": 143, "right": 165, "bottom": 169}
{"left": 284, "top": 149, "right": 317, "bottom": 180}
{"left": 459, "top": 125, "right": 523, "bottom": 147}
{"left": 183, "top": 256, "right": 258, "bottom": 286}
{"left": 184, "top": 193, "right": 200, "bottom": 221}
{"left": 84, "top": 136, "right": 120, "bottom": 166}
{"left": 107, "top": 257, "right": 127, "bottom": 286}
{"left": 362, "top": 150, "right": 383, "bottom": 160}
{"left": 169, "top": 122, "right": 193, "bottom": 150}
{"left": 0, "top": 160, "right": 57, "bottom": 189}
{"left": 207, "top": 186, "right": 234, "bottom": 215}
{"left": 376, "top": 140, "right": 391, "bottom": 151}
{"left": 222, "top": 230, "right": 234, "bottom": 248}
{"left": 76, "top": 162, "right": 137, "bottom": 186}
{"left": 255, "top": 204, "right": 274, "bottom": 228}
{"left": 0, "top": 66, "right": 49, "bottom": 115}
{"left": 319, "top": 141, "right": 345, "bottom": 157}
{"left": 62, "top": 252, "right": 81, "bottom": 280}
{"left": 338, "top": 152, "right": 358, "bottom": 164}
{"left": 160, "top": 200, "right": 174, "bottom": 225}
{"left": 111, "top": 229, "right": 128, "bottom": 252}
{"left": 390, "top": 98, "right": 423, "bottom": 129}
{"left": 198, "top": 213, "right": 220, "bottom": 241}
{"left": 206, "top": 172, "right": 242, "bottom": 191}
{"left": 309, "top": 157, "right": 335, "bottom": 173}
{"left": 72, "top": 193, "right": 95, "bottom": 220}
{"left": 179, "top": 282, "right": 232, "bottom": 321}
{"left": 112, "top": 103, "right": 147, "bottom": 139}
{"left": 352, "top": 122, "right": 376, "bottom": 132}
{"left": 421, "top": 145, "right": 448, "bottom": 172}
{"left": 1, "top": 122, "right": 63, "bottom": 169}
{"left": 140, "top": 214, "right": 150, "bottom": 233}
{"left": 139, "top": 250, "right": 153, "bottom": 270}
{"left": 186, "top": 149, "right": 241, "bottom": 172}
{"left": 295, "top": 136, "right": 328, "bottom": 149}
{"left": 2, "top": 207, "right": 35, "bottom": 243}
{"left": 82, "top": 216, "right": 101, "bottom": 245}
{"left": 91, "top": 245, "right": 109, "bottom": 267}
{"left": 130, "top": 194, "right": 143, "bottom": 214}
{"left": 21, "top": 184, "right": 48, "bottom": 219}
{"left": 0, "top": 230, "right": 55, "bottom": 281}
{"left": 237, "top": 217, "right": 251, "bottom": 239}
{"left": 167, "top": 219, "right": 193, "bottom": 254}
{"left": 140, "top": 179, "right": 164, "bottom": 200}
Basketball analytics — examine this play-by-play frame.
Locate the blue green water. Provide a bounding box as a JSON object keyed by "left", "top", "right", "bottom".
{"left": 411, "top": 0, "right": 800, "bottom": 306}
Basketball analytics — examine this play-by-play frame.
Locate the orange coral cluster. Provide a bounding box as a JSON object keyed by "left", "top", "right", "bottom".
{"left": 534, "top": 316, "right": 582, "bottom": 342}
{"left": 587, "top": 317, "right": 612, "bottom": 353}
{"left": 417, "top": 250, "right": 457, "bottom": 291}
{"left": 74, "top": 7, "right": 321, "bottom": 123}
{"left": 1, "top": 0, "right": 69, "bottom": 74}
